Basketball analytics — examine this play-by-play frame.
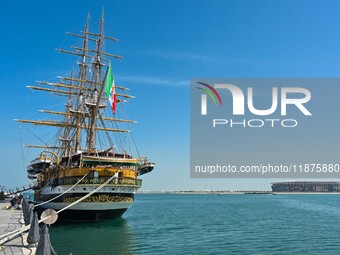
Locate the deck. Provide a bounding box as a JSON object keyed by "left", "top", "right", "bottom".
{"left": 0, "top": 201, "right": 35, "bottom": 255}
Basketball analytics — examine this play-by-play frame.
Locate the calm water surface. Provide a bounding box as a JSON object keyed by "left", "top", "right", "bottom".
{"left": 49, "top": 194, "right": 340, "bottom": 254}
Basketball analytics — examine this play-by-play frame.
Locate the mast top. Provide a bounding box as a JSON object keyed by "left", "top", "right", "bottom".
{"left": 19, "top": 12, "right": 134, "bottom": 156}
{"left": 101, "top": 7, "right": 105, "bottom": 21}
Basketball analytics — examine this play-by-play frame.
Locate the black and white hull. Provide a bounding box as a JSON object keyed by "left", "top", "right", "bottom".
{"left": 35, "top": 184, "right": 137, "bottom": 221}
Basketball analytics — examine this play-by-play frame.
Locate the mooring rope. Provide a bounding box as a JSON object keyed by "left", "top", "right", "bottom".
{"left": 55, "top": 172, "right": 116, "bottom": 214}
{"left": 0, "top": 172, "right": 117, "bottom": 245}
{"left": 34, "top": 171, "right": 90, "bottom": 208}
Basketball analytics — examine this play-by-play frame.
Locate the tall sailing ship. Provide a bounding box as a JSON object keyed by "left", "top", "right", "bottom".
{"left": 15, "top": 11, "right": 155, "bottom": 221}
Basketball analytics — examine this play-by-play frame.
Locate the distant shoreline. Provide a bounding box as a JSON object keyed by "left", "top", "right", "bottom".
{"left": 138, "top": 191, "right": 340, "bottom": 195}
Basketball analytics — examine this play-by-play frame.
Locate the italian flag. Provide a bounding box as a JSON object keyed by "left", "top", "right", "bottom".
{"left": 105, "top": 64, "right": 117, "bottom": 114}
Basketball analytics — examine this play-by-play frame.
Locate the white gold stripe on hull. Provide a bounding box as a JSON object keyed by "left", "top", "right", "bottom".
{"left": 40, "top": 185, "right": 138, "bottom": 195}
{"left": 38, "top": 201, "right": 133, "bottom": 211}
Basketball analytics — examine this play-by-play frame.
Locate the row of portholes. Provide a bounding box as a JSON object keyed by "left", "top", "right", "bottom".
{"left": 71, "top": 188, "right": 132, "bottom": 192}
{"left": 49, "top": 186, "right": 134, "bottom": 193}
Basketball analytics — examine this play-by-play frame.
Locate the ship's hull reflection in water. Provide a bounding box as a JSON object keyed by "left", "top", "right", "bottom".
{"left": 49, "top": 218, "right": 133, "bottom": 255}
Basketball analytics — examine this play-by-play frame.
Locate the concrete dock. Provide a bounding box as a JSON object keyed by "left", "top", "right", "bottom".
{"left": 0, "top": 202, "right": 35, "bottom": 255}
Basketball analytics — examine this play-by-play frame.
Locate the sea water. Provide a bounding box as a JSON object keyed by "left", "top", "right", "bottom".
{"left": 49, "top": 194, "right": 340, "bottom": 254}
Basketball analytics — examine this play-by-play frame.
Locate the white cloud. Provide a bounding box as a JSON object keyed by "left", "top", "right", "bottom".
{"left": 118, "top": 75, "right": 189, "bottom": 87}
{"left": 139, "top": 49, "right": 253, "bottom": 65}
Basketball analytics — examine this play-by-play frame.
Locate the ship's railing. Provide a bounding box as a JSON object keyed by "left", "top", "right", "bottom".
{"left": 56, "top": 177, "right": 142, "bottom": 187}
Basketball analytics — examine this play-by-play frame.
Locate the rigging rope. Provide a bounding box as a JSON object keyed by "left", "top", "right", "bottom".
{"left": 19, "top": 125, "right": 26, "bottom": 174}
{"left": 129, "top": 123, "right": 140, "bottom": 158}
{"left": 23, "top": 126, "right": 49, "bottom": 147}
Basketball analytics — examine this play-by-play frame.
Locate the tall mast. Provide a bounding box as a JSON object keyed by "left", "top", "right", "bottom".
{"left": 87, "top": 8, "right": 104, "bottom": 151}
{"left": 74, "top": 13, "right": 90, "bottom": 153}
{"left": 60, "top": 68, "right": 74, "bottom": 158}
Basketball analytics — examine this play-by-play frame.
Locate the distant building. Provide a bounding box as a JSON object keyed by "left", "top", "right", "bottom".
{"left": 271, "top": 181, "right": 340, "bottom": 192}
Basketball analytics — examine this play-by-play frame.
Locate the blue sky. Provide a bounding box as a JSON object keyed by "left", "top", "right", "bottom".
{"left": 1, "top": 0, "right": 340, "bottom": 191}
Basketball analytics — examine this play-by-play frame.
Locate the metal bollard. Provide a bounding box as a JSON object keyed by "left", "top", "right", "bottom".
{"left": 25, "top": 204, "right": 34, "bottom": 226}
{"left": 22, "top": 199, "right": 30, "bottom": 225}
{"left": 27, "top": 212, "right": 40, "bottom": 245}
{"left": 35, "top": 225, "right": 57, "bottom": 255}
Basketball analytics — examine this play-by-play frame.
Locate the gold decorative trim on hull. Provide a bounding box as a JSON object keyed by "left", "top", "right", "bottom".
{"left": 63, "top": 195, "right": 133, "bottom": 203}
